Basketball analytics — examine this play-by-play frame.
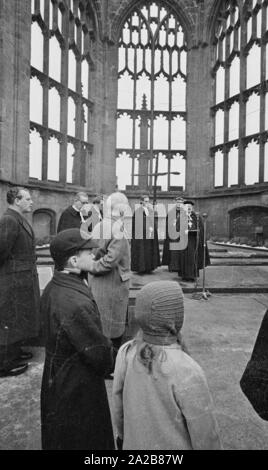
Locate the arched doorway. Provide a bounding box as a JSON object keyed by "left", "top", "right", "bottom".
{"left": 33, "top": 209, "right": 56, "bottom": 243}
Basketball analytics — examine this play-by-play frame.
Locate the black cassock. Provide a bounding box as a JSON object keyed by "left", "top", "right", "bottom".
{"left": 131, "top": 206, "right": 160, "bottom": 273}
{"left": 57, "top": 206, "right": 82, "bottom": 233}
{"left": 162, "top": 209, "right": 210, "bottom": 280}
{"left": 162, "top": 208, "right": 181, "bottom": 271}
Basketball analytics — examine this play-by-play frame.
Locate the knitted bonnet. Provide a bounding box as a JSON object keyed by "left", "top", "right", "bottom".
{"left": 135, "top": 281, "right": 184, "bottom": 345}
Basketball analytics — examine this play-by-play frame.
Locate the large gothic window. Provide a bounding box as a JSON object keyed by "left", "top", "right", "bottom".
{"left": 30, "top": 0, "right": 95, "bottom": 186}
{"left": 211, "top": 0, "right": 268, "bottom": 188}
{"left": 116, "top": 1, "right": 187, "bottom": 192}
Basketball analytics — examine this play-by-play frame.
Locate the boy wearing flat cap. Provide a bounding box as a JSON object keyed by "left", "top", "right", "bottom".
{"left": 40, "top": 228, "right": 115, "bottom": 450}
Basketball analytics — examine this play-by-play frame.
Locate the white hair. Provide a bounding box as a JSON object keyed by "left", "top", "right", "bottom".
{"left": 106, "top": 192, "right": 129, "bottom": 216}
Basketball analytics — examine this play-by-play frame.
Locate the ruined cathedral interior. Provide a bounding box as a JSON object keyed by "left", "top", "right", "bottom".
{"left": 0, "top": 0, "right": 267, "bottom": 243}
{"left": 1, "top": 0, "right": 268, "bottom": 452}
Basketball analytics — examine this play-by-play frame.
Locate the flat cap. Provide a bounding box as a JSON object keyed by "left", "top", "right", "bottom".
{"left": 50, "top": 228, "right": 99, "bottom": 263}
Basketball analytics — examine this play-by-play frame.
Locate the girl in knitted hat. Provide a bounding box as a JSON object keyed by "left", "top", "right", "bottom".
{"left": 112, "top": 280, "right": 222, "bottom": 450}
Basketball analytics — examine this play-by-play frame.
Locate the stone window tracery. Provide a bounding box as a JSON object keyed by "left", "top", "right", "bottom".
{"left": 116, "top": 1, "right": 187, "bottom": 192}
{"left": 211, "top": 0, "right": 268, "bottom": 188}
{"left": 29, "top": 0, "right": 95, "bottom": 186}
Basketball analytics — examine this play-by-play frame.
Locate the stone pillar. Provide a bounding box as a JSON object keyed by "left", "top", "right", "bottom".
{"left": 93, "top": 39, "right": 118, "bottom": 195}
{"left": 138, "top": 94, "right": 150, "bottom": 190}
{"left": 0, "top": 0, "right": 31, "bottom": 184}
{"left": 186, "top": 43, "right": 214, "bottom": 196}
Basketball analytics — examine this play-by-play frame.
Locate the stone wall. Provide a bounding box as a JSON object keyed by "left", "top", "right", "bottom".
{"left": 0, "top": 0, "right": 31, "bottom": 184}
{"left": 0, "top": 0, "right": 267, "bottom": 240}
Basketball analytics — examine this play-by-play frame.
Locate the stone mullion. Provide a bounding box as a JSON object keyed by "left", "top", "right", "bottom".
{"left": 212, "top": 43, "right": 217, "bottom": 188}
{"left": 131, "top": 44, "right": 137, "bottom": 186}
{"left": 150, "top": 41, "right": 155, "bottom": 189}
{"left": 75, "top": 12, "right": 82, "bottom": 137}
{"left": 79, "top": 146, "right": 87, "bottom": 187}
{"left": 148, "top": 17, "right": 154, "bottom": 189}
{"left": 84, "top": 105, "right": 89, "bottom": 143}
{"left": 59, "top": 4, "right": 69, "bottom": 184}
{"left": 74, "top": 17, "right": 83, "bottom": 186}
{"left": 259, "top": 3, "right": 266, "bottom": 183}
{"left": 167, "top": 156, "right": 171, "bottom": 190}
{"left": 251, "top": 8, "right": 257, "bottom": 40}
{"left": 222, "top": 145, "right": 229, "bottom": 188}
{"left": 238, "top": 10, "right": 247, "bottom": 186}
{"left": 168, "top": 48, "right": 172, "bottom": 190}
{"left": 86, "top": 30, "right": 94, "bottom": 181}
{"left": 223, "top": 32, "right": 230, "bottom": 188}
{"left": 75, "top": 97, "right": 83, "bottom": 185}
{"left": 42, "top": 6, "right": 50, "bottom": 181}
{"left": 52, "top": 1, "right": 58, "bottom": 33}
{"left": 76, "top": 47, "right": 82, "bottom": 141}
{"left": 87, "top": 61, "right": 93, "bottom": 147}
{"left": 88, "top": 58, "right": 92, "bottom": 101}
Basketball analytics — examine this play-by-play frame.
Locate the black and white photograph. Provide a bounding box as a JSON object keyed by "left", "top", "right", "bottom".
{"left": 0, "top": 0, "right": 268, "bottom": 458}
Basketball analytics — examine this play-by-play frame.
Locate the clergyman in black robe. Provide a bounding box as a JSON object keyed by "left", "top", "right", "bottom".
{"left": 162, "top": 196, "right": 185, "bottom": 271}
{"left": 57, "top": 192, "right": 89, "bottom": 233}
{"left": 176, "top": 201, "right": 210, "bottom": 281}
{"left": 131, "top": 196, "right": 160, "bottom": 274}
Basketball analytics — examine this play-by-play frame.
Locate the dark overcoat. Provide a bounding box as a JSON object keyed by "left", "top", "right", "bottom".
{"left": 131, "top": 206, "right": 160, "bottom": 273}
{"left": 0, "top": 208, "right": 40, "bottom": 346}
{"left": 162, "top": 210, "right": 210, "bottom": 277}
{"left": 162, "top": 209, "right": 181, "bottom": 269}
{"left": 40, "top": 271, "right": 115, "bottom": 450}
{"left": 57, "top": 206, "right": 82, "bottom": 232}
{"left": 240, "top": 308, "right": 268, "bottom": 421}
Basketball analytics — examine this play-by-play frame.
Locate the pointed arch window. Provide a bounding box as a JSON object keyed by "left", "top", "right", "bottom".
{"left": 116, "top": 1, "right": 187, "bottom": 192}
{"left": 30, "top": 0, "right": 95, "bottom": 185}
{"left": 211, "top": 0, "right": 268, "bottom": 189}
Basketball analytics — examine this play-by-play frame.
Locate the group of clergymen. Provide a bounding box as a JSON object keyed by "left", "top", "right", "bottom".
{"left": 58, "top": 191, "right": 211, "bottom": 282}
{"left": 130, "top": 193, "right": 210, "bottom": 281}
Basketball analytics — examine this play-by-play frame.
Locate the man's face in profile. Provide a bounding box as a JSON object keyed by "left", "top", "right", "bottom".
{"left": 17, "top": 190, "right": 33, "bottom": 213}
{"left": 143, "top": 197, "right": 150, "bottom": 207}
{"left": 77, "top": 195, "right": 89, "bottom": 211}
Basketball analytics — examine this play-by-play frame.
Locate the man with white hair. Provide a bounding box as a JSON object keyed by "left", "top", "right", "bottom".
{"left": 88, "top": 192, "right": 131, "bottom": 364}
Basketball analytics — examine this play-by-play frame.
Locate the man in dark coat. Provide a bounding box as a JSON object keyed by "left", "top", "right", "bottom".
{"left": 131, "top": 195, "right": 160, "bottom": 273}
{"left": 176, "top": 201, "right": 210, "bottom": 282}
{"left": 162, "top": 196, "right": 185, "bottom": 271}
{"left": 240, "top": 308, "right": 268, "bottom": 421}
{"left": 40, "top": 228, "right": 115, "bottom": 450}
{"left": 0, "top": 187, "right": 40, "bottom": 377}
{"left": 57, "top": 191, "right": 89, "bottom": 233}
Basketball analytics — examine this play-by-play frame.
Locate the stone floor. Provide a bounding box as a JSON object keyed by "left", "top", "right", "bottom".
{"left": 130, "top": 265, "right": 268, "bottom": 292}
{"left": 1, "top": 292, "right": 268, "bottom": 450}
{"left": 38, "top": 264, "right": 268, "bottom": 294}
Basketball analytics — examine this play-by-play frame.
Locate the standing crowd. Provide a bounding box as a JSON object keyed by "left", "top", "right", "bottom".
{"left": 0, "top": 187, "right": 267, "bottom": 450}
